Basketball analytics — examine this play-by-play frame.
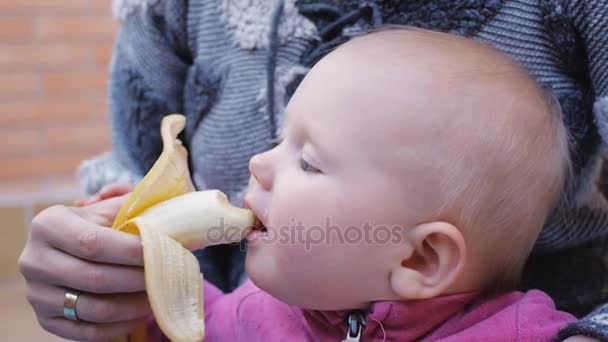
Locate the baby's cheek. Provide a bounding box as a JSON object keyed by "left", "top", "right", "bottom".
{"left": 275, "top": 248, "right": 337, "bottom": 306}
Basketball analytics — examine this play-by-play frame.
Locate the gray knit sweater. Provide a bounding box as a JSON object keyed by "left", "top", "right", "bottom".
{"left": 80, "top": 0, "right": 608, "bottom": 339}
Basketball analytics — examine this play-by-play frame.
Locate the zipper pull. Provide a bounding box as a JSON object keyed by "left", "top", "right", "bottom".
{"left": 342, "top": 311, "right": 366, "bottom": 342}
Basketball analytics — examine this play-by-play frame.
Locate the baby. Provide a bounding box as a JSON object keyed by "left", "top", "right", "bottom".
{"left": 151, "top": 28, "right": 576, "bottom": 341}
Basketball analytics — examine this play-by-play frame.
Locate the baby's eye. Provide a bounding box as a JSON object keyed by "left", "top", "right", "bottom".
{"left": 299, "top": 157, "right": 321, "bottom": 174}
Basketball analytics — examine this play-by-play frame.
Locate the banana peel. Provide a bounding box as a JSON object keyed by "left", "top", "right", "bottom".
{"left": 113, "top": 113, "right": 196, "bottom": 225}
{"left": 111, "top": 114, "right": 255, "bottom": 342}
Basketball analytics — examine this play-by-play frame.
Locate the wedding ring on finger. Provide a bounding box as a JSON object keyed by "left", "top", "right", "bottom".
{"left": 63, "top": 290, "right": 81, "bottom": 321}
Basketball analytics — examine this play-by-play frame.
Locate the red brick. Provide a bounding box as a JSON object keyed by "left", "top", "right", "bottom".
{"left": 42, "top": 175, "right": 81, "bottom": 194}
{"left": 91, "top": 0, "right": 113, "bottom": 13}
{"left": 0, "top": 178, "right": 45, "bottom": 198}
{"left": 0, "top": 151, "right": 100, "bottom": 180}
{"left": 45, "top": 122, "right": 111, "bottom": 151}
{"left": 36, "top": 16, "right": 119, "bottom": 42}
{"left": 0, "top": 128, "right": 42, "bottom": 156}
{"left": 0, "top": 73, "right": 41, "bottom": 99}
{"left": 0, "top": 1, "right": 118, "bottom": 195}
{"left": 0, "top": 43, "right": 93, "bottom": 71}
{"left": 0, "top": 207, "right": 27, "bottom": 281}
{"left": 0, "top": 0, "right": 89, "bottom": 14}
{"left": 0, "top": 17, "right": 33, "bottom": 41}
{"left": 42, "top": 69, "right": 109, "bottom": 96}
{"left": 94, "top": 43, "right": 115, "bottom": 67}
{"left": 0, "top": 98, "right": 103, "bottom": 125}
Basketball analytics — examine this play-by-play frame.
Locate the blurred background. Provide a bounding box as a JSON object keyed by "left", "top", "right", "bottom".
{"left": 1, "top": 1, "right": 117, "bottom": 339}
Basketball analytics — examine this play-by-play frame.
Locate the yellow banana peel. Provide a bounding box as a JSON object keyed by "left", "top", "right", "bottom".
{"left": 113, "top": 113, "right": 196, "bottom": 226}
{"left": 111, "top": 114, "right": 255, "bottom": 342}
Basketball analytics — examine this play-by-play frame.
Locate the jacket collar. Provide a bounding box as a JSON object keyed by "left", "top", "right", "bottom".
{"left": 301, "top": 292, "right": 478, "bottom": 341}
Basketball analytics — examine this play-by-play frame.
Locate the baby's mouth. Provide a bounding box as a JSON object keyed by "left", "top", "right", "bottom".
{"left": 247, "top": 217, "right": 269, "bottom": 241}
{"left": 242, "top": 196, "right": 269, "bottom": 240}
{"left": 252, "top": 217, "right": 268, "bottom": 232}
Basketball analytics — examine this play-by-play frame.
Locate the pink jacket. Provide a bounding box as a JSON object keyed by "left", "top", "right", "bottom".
{"left": 148, "top": 280, "right": 575, "bottom": 341}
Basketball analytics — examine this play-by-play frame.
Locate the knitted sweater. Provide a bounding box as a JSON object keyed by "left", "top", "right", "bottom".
{"left": 79, "top": 0, "right": 608, "bottom": 339}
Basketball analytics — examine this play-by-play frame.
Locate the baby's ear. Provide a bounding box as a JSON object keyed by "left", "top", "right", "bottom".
{"left": 389, "top": 222, "right": 466, "bottom": 300}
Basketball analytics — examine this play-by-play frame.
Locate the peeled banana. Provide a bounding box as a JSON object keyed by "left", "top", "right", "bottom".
{"left": 111, "top": 114, "right": 255, "bottom": 342}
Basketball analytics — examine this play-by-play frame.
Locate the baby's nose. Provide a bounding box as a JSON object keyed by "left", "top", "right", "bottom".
{"left": 249, "top": 152, "right": 274, "bottom": 190}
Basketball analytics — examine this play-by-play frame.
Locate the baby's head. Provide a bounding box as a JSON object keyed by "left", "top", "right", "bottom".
{"left": 244, "top": 28, "right": 569, "bottom": 311}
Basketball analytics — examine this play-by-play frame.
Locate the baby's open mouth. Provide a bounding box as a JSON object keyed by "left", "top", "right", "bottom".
{"left": 247, "top": 217, "right": 269, "bottom": 241}
{"left": 252, "top": 217, "right": 268, "bottom": 231}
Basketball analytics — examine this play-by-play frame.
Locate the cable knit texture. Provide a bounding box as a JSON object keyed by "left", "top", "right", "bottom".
{"left": 79, "top": 0, "right": 608, "bottom": 339}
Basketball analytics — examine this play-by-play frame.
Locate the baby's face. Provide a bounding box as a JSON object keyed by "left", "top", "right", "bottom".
{"left": 243, "top": 39, "right": 442, "bottom": 310}
{"left": 243, "top": 29, "right": 558, "bottom": 310}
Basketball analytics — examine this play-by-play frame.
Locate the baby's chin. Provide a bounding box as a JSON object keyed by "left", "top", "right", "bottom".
{"left": 244, "top": 248, "right": 274, "bottom": 289}
{"left": 245, "top": 257, "right": 364, "bottom": 311}
{"left": 245, "top": 254, "right": 311, "bottom": 307}
{"left": 245, "top": 256, "right": 291, "bottom": 302}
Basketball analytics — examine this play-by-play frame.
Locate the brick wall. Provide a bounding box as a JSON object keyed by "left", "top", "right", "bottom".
{"left": 0, "top": 1, "right": 119, "bottom": 287}
{"left": 0, "top": 0, "right": 118, "bottom": 203}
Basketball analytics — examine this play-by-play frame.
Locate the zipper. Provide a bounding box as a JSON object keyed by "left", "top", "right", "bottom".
{"left": 342, "top": 311, "right": 366, "bottom": 342}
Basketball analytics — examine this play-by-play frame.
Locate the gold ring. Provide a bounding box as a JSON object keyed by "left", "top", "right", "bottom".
{"left": 63, "top": 290, "right": 80, "bottom": 321}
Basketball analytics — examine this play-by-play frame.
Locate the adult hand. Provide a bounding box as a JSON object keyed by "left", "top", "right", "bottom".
{"left": 74, "top": 182, "right": 134, "bottom": 207}
{"left": 19, "top": 195, "right": 149, "bottom": 341}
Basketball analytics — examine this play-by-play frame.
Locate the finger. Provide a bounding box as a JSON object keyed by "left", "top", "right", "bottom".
{"left": 98, "top": 183, "right": 134, "bottom": 200}
{"left": 83, "top": 194, "right": 132, "bottom": 226}
{"left": 27, "top": 248, "right": 145, "bottom": 294}
{"left": 73, "top": 291, "right": 151, "bottom": 324}
{"left": 39, "top": 206, "right": 143, "bottom": 266}
{"left": 73, "top": 198, "right": 88, "bottom": 207}
{"left": 75, "top": 182, "right": 134, "bottom": 207}
{"left": 39, "top": 316, "right": 146, "bottom": 342}
{"left": 26, "top": 282, "right": 150, "bottom": 323}
{"left": 79, "top": 195, "right": 102, "bottom": 207}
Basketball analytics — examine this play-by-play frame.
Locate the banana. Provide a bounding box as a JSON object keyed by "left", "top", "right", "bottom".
{"left": 111, "top": 114, "right": 255, "bottom": 342}
{"left": 113, "top": 114, "right": 196, "bottom": 226}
